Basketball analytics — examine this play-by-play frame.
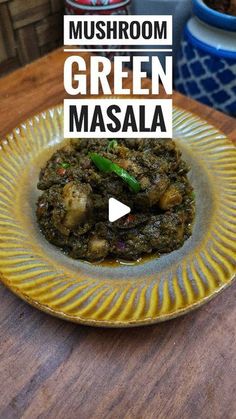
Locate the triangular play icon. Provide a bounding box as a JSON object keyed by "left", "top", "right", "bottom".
{"left": 109, "top": 198, "right": 131, "bottom": 223}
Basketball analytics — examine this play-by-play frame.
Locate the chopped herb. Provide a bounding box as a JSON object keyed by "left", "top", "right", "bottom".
{"left": 107, "top": 140, "right": 118, "bottom": 152}
{"left": 60, "top": 162, "right": 71, "bottom": 169}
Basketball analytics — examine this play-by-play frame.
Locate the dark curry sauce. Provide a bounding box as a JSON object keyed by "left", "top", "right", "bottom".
{"left": 36, "top": 139, "right": 195, "bottom": 263}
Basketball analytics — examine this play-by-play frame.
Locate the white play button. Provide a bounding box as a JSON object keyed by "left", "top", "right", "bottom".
{"left": 109, "top": 198, "right": 131, "bottom": 223}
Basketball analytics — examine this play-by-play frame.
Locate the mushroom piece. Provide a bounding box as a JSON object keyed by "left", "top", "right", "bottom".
{"left": 87, "top": 237, "right": 109, "bottom": 260}
{"left": 147, "top": 174, "right": 170, "bottom": 206}
{"left": 159, "top": 184, "right": 183, "bottom": 210}
{"left": 116, "top": 159, "right": 142, "bottom": 176}
{"left": 62, "top": 182, "right": 93, "bottom": 229}
{"left": 139, "top": 176, "right": 151, "bottom": 190}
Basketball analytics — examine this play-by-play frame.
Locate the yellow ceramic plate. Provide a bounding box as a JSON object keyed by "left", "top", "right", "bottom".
{"left": 0, "top": 105, "right": 235, "bottom": 327}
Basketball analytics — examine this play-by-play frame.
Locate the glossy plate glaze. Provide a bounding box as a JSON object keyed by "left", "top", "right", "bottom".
{"left": 0, "top": 105, "right": 235, "bottom": 327}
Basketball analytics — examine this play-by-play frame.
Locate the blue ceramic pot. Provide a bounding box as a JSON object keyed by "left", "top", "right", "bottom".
{"left": 192, "top": 0, "right": 236, "bottom": 31}
{"left": 175, "top": 0, "right": 236, "bottom": 116}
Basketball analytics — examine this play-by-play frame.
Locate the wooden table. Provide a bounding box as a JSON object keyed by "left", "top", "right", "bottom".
{"left": 0, "top": 49, "right": 235, "bottom": 419}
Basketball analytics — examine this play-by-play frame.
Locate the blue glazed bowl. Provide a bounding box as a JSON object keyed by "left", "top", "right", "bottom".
{"left": 175, "top": 0, "right": 236, "bottom": 116}
{"left": 193, "top": 0, "right": 236, "bottom": 31}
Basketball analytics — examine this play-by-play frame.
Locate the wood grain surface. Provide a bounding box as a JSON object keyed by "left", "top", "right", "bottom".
{"left": 0, "top": 49, "right": 235, "bottom": 419}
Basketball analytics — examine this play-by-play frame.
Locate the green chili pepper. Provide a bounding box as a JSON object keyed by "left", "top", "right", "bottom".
{"left": 112, "top": 163, "right": 141, "bottom": 193}
{"left": 89, "top": 153, "right": 113, "bottom": 173}
{"left": 90, "top": 153, "right": 141, "bottom": 193}
{"left": 60, "top": 162, "right": 71, "bottom": 169}
{"left": 107, "top": 140, "right": 118, "bottom": 152}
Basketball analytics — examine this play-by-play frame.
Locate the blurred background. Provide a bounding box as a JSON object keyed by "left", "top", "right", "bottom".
{"left": 0, "top": 0, "right": 235, "bottom": 116}
{"left": 0, "top": 0, "right": 192, "bottom": 77}
{"left": 0, "top": 0, "right": 64, "bottom": 76}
